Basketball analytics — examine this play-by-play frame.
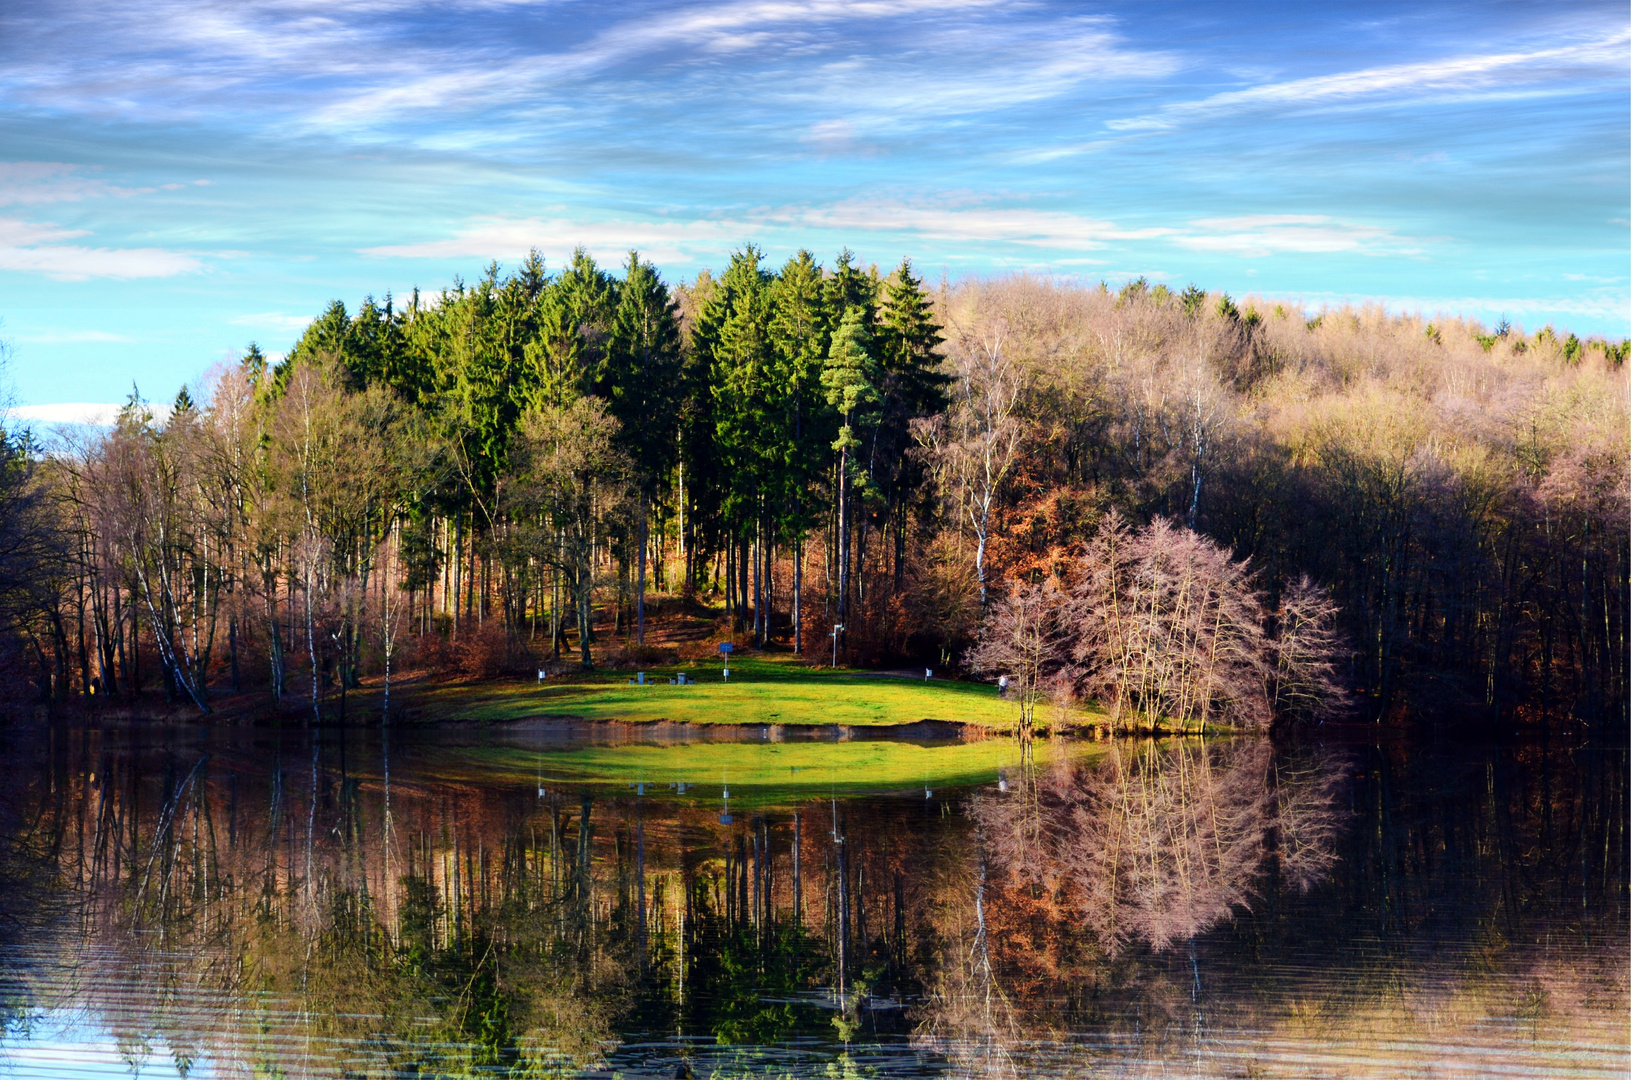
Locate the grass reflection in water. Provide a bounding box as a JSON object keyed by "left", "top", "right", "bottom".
{"left": 0, "top": 727, "right": 1624, "bottom": 1079}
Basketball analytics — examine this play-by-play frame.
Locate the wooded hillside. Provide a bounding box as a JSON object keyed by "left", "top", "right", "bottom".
{"left": 2, "top": 252, "right": 1624, "bottom": 724}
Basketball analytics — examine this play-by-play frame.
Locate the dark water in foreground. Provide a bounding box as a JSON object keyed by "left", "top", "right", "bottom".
{"left": 0, "top": 723, "right": 1624, "bottom": 1079}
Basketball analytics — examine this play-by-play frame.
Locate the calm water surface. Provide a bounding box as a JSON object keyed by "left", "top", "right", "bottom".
{"left": 0, "top": 722, "right": 1624, "bottom": 1078}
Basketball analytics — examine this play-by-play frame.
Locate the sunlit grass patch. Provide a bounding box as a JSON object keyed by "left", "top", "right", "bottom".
{"left": 406, "top": 654, "right": 1103, "bottom": 730}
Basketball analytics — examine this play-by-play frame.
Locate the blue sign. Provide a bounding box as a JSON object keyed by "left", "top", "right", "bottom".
{"left": 718, "top": 642, "right": 733, "bottom": 653}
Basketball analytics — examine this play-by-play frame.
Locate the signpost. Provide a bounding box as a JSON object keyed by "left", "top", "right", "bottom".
{"left": 719, "top": 641, "right": 732, "bottom": 681}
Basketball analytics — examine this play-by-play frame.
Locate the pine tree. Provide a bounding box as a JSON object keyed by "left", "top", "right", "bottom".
{"left": 769, "top": 251, "right": 834, "bottom": 653}
{"left": 821, "top": 306, "right": 878, "bottom": 640}
{"left": 605, "top": 251, "right": 682, "bottom": 644}
{"left": 874, "top": 259, "right": 948, "bottom": 589}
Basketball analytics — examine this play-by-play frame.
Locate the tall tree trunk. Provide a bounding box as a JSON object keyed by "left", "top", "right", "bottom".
{"left": 576, "top": 564, "right": 594, "bottom": 670}
{"left": 75, "top": 569, "right": 91, "bottom": 698}
{"left": 266, "top": 578, "right": 283, "bottom": 703}
{"left": 894, "top": 497, "right": 907, "bottom": 594}
{"left": 725, "top": 534, "right": 735, "bottom": 630}
{"left": 836, "top": 448, "right": 849, "bottom": 630}
{"left": 739, "top": 533, "right": 750, "bottom": 634}
{"left": 792, "top": 810, "right": 802, "bottom": 923}
{"left": 636, "top": 491, "right": 648, "bottom": 646}
{"left": 451, "top": 514, "right": 462, "bottom": 638}
{"left": 794, "top": 536, "right": 803, "bottom": 656}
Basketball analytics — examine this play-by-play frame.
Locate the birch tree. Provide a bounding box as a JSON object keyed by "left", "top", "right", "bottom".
{"left": 917, "top": 324, "right": 1024, "bottom": 611}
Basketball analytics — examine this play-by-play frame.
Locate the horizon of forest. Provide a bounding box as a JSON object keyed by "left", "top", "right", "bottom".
{"left": 0, "top": 247, "right": 1625, "bottom": 727}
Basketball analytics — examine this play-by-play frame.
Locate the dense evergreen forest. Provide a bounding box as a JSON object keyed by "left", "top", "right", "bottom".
{"left": 0, "top": 248, "right": 1625, "bottom": 724}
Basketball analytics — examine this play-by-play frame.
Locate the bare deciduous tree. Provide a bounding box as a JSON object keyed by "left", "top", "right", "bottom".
{"left": 966, "top": 578, "right": 1069, "bottom": 733}
{"left": 967, "top": 512, "right": 1345, "bottom": 731}
{"left": 1073, "top": 512, "right": 1270, "bottom": 732}
{"left": 1270, "top": 575, "right": 1347, "bottom": 722}
{"left": 916, "top": 322, "right": 1026, "bottom": 611}
{"left": 507, "top": 398, "right": 634, "bottom": 670}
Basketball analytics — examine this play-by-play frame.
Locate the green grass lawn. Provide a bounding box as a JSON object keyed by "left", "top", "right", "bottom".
{"left": 403, "top": 654, "right": 1098, "bottom": 730}
{"left": 411, "top": 736, "right": 1096, "bottom": 809}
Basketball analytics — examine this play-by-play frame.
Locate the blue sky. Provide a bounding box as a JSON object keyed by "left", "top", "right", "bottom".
{"left": 1, "top": 0, "right": 1626, "bottom": 415}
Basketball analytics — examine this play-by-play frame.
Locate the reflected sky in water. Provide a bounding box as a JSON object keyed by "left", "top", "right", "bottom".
{"left": 0, "top": 725, "right": 1624, "bottom": 1078}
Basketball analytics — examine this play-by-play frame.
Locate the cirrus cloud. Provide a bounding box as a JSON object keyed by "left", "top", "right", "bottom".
{"left": 0, "top": 217, "right": 202, "bottom": 280}
{"left": 1107, "top": 28, "right": 1630, "bottom": 133}
{"left": 1173, "top": 215, "right": 1424, "bottom": 258}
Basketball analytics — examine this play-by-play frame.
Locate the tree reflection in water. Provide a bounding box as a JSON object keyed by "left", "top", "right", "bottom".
{"left": 918, "top": 739, "right": 1344, "bottom": 1076}
{"left": 0, "top": 729, "right": 1623, "bottom": 1079}
{"left": 975, "top": 739, "right": 1344, "bottom": 954}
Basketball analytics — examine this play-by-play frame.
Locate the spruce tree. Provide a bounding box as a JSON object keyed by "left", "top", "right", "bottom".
{"left": 875, "top": 259, "right": 948, "bottom": 588}
{"left": 821, "top": 306, "right": 878, "bottom": 637}
{"left": 605, "top": 251, "right": 682, "bottom": 644}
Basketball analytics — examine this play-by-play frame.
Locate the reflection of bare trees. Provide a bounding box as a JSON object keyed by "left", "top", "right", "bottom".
{"left": 914, "top": 739, "right": 1347, "bottom": 1075}
{"left": 975, "top": 739, "right": 1345, "bottom": 953}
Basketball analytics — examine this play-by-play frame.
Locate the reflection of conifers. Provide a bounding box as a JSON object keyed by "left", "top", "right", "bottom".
{"left": 973, "top": 739, "right": 1345, "bottom": 953}
{"left": 6, "top": 735, "right": 947, "bottom": 1075}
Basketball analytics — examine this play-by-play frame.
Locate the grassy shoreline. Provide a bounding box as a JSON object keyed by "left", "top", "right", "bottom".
{"left": 399, "top": 654, "right": 1087, "bottom": 729}
{"left": 13, "top": 655, "right": 1253, "bottom": 736}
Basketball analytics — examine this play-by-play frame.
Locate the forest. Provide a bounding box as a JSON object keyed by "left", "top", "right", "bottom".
{"left": 0, "top": 247, "right": 1625, "bottom": 726}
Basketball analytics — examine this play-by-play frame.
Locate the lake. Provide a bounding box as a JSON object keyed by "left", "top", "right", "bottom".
{"left": 0, "top": 722, "right": 1624, "bottom": 1078}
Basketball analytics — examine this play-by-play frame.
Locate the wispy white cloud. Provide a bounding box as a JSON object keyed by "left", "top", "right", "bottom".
{"left": 359, "top": 199, "right": 1185, "bottom": 267}
{"left": 803, "top": 16, "right": 1175, "bottom": 125}
{"left": 0, "top": 161, "right": 155, "bottom": 205}
{"left": 362, "top": 202, "right": 1430, "bottom": 266}
{"left": 1325, "top": 291, "right": 1631, "bottom": 326}
{"left": 305, "top": 3, "right": 1169, "bottom": 133}
{"left": 4, "top": 0, "right": 1173, "bottom": 143}
{"left": 1107, "top": 28, "right": 1630, "bottom": 132}
{"left": 781, "top": 199, "right": 1174, "bottom": 249}
{"left": 0, "top": 218, "right": 202, "bottom": 280}
{"left": 1172, "top": 215, "right": 1423, "bottom": 258}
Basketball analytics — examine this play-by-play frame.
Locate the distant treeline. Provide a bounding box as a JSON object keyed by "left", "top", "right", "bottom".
{"left": 0, "top": 250, "right": 1624, "bottom": 723}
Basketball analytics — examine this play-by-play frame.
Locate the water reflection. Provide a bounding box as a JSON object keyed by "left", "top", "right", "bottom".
{"left": 975, "top": 740, "right": 1343, "bottom": 953}
{"left": 0, "top": 727, "right": 1624, "bottom": 1078}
